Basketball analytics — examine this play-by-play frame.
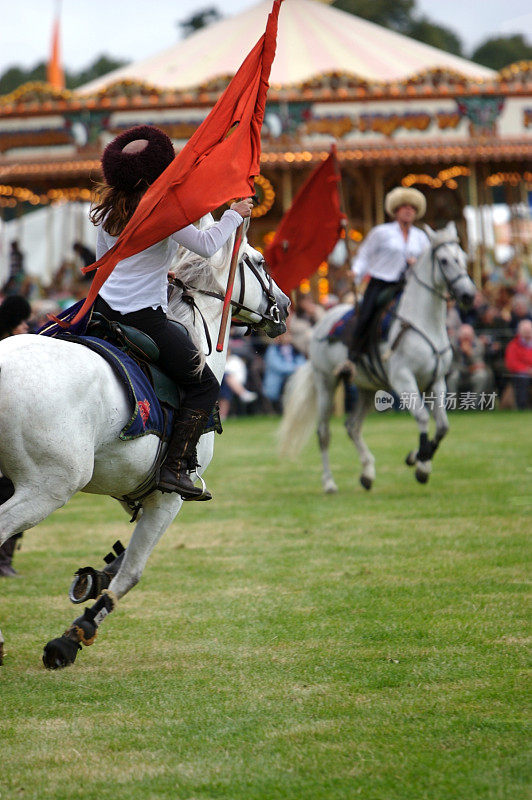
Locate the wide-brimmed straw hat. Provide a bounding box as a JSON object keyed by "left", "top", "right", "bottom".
{"left": 101, "top": 125, "right": 175, "bottom": 192}
{"left": 385, "top": 187, "right": 426, "bottom": 220}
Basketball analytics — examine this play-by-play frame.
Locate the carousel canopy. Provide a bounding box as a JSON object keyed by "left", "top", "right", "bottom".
{"left": 78, "top": 0, "right": 495, "bottom": 95}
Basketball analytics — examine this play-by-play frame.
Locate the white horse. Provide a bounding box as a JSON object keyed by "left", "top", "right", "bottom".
{"left": 279, "top": 222, "right": 476, "bottom": 492}
{"left": 0, "top": 217, "right": 289, "bottom": 668}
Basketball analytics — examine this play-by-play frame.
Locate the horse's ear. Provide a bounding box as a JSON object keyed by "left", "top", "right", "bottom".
{"left": 446, "top": 220, "right": 458, "bottom": 238}
{"left": 423, "top": 223, "right": 435, "bottom": 239}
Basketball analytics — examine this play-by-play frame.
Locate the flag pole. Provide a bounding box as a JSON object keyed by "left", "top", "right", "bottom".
{"left": 331, "top": 144, "right": 359, "bottom": 310}
{"left": 216, "top": 222, "right": 244, "bottom": 352}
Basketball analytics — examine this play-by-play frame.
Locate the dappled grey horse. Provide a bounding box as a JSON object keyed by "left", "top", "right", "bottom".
{"left": 279, "top": 222, "right": 476, "bottom": 492}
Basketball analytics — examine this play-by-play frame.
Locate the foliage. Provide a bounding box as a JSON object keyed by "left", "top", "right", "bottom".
{"left": 332, "top": 0, "right": 415, "bottom": 33}
{"left": 1, "top": 411, "right": 529, "bottom": 800}
{"left": 0, "top": 54, "right": 128, "bottom": 95}
{"left": 178, "top": 6, "right": 223, "bottom": 38}
{"left": 471, "top": 34, "right": 532, "bottom": 70}
{"left": 67, "top": 55, "right": 129, "bottom": 89}
{"left": 408, "top": 17, "right": 463, "bottom": 56}
{"left": 0, "top": 63, "right": 47, "bottom": 95}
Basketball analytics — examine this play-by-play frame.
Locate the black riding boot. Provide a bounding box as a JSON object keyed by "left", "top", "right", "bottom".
{"left": 157, "top": 408, "right": 209, "bottom": 497}
{"left": 0, "top": 534, "right": 21, "bottom": 578}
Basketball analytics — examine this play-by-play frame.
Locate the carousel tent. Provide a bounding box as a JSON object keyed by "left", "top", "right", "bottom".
{"left": 79, "top": 0, "right": 495, "bottom": 95}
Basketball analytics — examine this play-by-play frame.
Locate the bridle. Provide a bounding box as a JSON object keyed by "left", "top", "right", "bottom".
{"left": 171, "top": 252, "right": 282, "bottom": 354}
{"left": 411, "top": 239, "right": 468, "bottom": 302}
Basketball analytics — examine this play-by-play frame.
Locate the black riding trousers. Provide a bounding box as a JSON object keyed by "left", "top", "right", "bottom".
{"left": 94, "top": 297, "right": 219, "bottom": 413}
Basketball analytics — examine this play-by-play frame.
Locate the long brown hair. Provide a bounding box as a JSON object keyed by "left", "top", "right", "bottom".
{"left": 90, "top": 181, "right": 147, "bottom": 237}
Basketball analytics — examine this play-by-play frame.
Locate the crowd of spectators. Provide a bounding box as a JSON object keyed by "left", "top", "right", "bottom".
{"left": 1, "top": 238, "right": 531, "bottom": 416}
{"left": 446, "top": 255, "right": 531, "bottom": 409}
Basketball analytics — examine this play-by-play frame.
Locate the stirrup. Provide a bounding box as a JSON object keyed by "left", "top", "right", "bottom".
{"left": 182, "top": 472, "right": 212, "bottom": 502}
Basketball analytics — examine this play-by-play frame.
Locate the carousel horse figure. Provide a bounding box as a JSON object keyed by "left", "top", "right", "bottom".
{"left": 278, "top": 222, "right": 476, "bottom": 492}
{"left": 0, "top": 217, "right": 289, "bottom": 668}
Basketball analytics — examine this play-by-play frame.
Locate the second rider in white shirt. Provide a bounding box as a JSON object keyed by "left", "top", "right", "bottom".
{"left": 349, "top": 186, "right": 429, "bottom": 361}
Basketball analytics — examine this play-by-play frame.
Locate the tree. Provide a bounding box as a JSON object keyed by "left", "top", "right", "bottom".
{"left": 471, "top": 34, "right": 532, "bottom": 70}
{"left": 178, "top": 6, "right": 222, "bottom": 38}
{"left": 408, "top": 18, "right": 463, "bottom": 56}
{"left": 0, "top": 55, "right": 129, "bottom": 95}
{"left": 333, "top": 0, "right": 464, "bottom": 55}
{"left": 67, "top": 56, "right": 129, "bottom": 89}
{"left": 332, "top": 0, "right": 415, "bottom": 33}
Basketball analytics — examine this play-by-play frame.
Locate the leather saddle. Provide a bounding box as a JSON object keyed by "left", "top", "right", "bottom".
{"left": 87, "top": 312, "right": 186, "bottom": 410}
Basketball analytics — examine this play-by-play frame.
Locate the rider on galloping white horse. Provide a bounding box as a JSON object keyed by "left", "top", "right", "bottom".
{"left": 349, "top": 186, "right": 429, "bottom": 361}
{"left": 91, "top": 125, "right": 254, "bottom": 499}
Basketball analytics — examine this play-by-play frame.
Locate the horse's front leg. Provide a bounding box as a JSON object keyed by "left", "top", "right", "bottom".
{"left": 345, "top": 389, "right": 376, "bottom": 490}
{"left": 315, "top": 373, "right": 338, "bottom": 493}
{"left": 42, "top": 492, "right": 182, "bottom": 669}
{"left": 428, "top": 376, "right": 450, "bottom": 458}
{"left": 390, "top": 366, "right": 433, "bottom": 484}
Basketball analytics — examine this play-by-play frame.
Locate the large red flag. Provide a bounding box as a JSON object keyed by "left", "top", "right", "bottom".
{"left": 67, "top": 0, "right": 283, "bottom": 327}
{"left": 264, "top": 149, "right": 344, "bottom": 295}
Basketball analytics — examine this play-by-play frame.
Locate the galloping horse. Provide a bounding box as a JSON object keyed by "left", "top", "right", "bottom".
{"left": 278, "top": 222, "right": 476, "bottom": 492}
{"left": 0, "top": 217, "right": 289, "bottom": 668}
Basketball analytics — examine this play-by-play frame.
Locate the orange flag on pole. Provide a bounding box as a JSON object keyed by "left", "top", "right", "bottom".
{"left": 264, "top": 148, "right": 344, "bottom": 295}
{"left": 66, "top": 0, "right": 283, "bottom": 328}
{"left": 47, "top": 12, "right": 64, "bottom": 90}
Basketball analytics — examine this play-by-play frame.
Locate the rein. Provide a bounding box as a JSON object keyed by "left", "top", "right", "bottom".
{"left": 171, "top": 254, "right": 281, "bottom": 349}
{"left": 410, "top": 239, "right": 464, "bottom": 301}
{"left": 390, "top": 239, "right": 463, "bottom": 385}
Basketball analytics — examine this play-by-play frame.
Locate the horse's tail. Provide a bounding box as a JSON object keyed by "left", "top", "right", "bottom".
{"left": 277, "top": 361, "right": 318, "bottom": 459}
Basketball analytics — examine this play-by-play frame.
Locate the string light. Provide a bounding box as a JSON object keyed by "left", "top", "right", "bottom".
{"left": 0, "top": 184, "right": 95, "bottom": 206}
{"left": 251, "top": 174, "right": 275, "bottom": 218}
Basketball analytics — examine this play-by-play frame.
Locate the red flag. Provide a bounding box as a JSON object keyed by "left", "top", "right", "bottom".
{"left": 264, "top": 149, "right": 344, "bottom": 294}
{"left": 47, "top": 15, "right": 64, "bottom": 90}
{"left": 67, "top": 0, "right": 283, "bottom": 327}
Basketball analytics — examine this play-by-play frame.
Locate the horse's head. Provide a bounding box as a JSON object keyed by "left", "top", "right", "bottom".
{"left": 423, "top": 222, "right": 476, "bottom": 308}
{"left": 169, "top": 216, "right": 289, "bottom": 346}
{"left": 230, "top": 222, "right": 290, "bottom": 338}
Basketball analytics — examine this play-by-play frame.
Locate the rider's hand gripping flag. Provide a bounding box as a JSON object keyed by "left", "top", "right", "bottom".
{"left": 64, "top": 0, "right": 283, "bottom": 328}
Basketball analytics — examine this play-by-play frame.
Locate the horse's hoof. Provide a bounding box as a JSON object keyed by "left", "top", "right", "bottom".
{"left": 42, "top": 635, "right": 81, "bottom": 670}
{"left": 415, "top": 468, "right": 430, "bottom": 484}
{"left": 405, "top": 451, "right": 416, "bottom": 467}
{"left": 323, "top": 480, "right": 338, "bottom": 494}
{"left": 360, "top": 475, "right": 373, "bottom": 491}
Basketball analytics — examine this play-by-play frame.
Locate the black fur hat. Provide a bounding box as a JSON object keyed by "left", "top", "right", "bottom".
{"left": 0, "top": 295, "right": 31, "bottom": 337}
{"left": 101, "top": 125, "right": 175, "bottom": 191}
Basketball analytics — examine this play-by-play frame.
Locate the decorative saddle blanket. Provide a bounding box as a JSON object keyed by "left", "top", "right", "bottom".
{"left": 39, "top": 299, "right": 222, "bottom": 442}
{"left": 57, "top": 334, "right": 173, "bottom": 441}
{"left": 326, "top": 290, "right": 400, "bottom": 347}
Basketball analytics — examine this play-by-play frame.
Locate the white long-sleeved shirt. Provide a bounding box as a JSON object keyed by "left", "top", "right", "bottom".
{"left": 351, "top": 221, "right": 429, "bottom": 283}
{"left": 97, "top": 209, "right": 243, "bottom": 314}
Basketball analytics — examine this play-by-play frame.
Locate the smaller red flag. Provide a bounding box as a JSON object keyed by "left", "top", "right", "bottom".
{"left": 264, "top": 149, "right": 344, "bottom": 294}
{"left": 47, "top": 16, "right": 64, "bottom": 90}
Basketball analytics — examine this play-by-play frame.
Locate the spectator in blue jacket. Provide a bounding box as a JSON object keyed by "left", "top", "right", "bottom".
{"left": 263, "top": 331, "right": 306, "bottom": 413}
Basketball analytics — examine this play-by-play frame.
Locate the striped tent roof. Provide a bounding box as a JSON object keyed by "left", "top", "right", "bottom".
{"left": 79, "top": 0, "right": 494, "bottom": 95}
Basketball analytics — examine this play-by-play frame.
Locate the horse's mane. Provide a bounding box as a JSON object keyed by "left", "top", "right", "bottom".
{"left": 166, "top": 213, "right": 236, "bottom": 370}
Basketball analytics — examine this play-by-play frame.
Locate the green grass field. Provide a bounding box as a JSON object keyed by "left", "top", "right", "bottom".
{"left": 0, "top": 411, "right": 530, "bottom": 800}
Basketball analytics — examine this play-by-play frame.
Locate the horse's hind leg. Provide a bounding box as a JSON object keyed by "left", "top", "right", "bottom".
{"left": 0, "top": 484, "right": 68, "bottom": 544}
{"left": 345, "top": 389, "right": 376, "bottom": 490}
{"left": 315, "top": 373, "right": 338, "bottom": 493}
